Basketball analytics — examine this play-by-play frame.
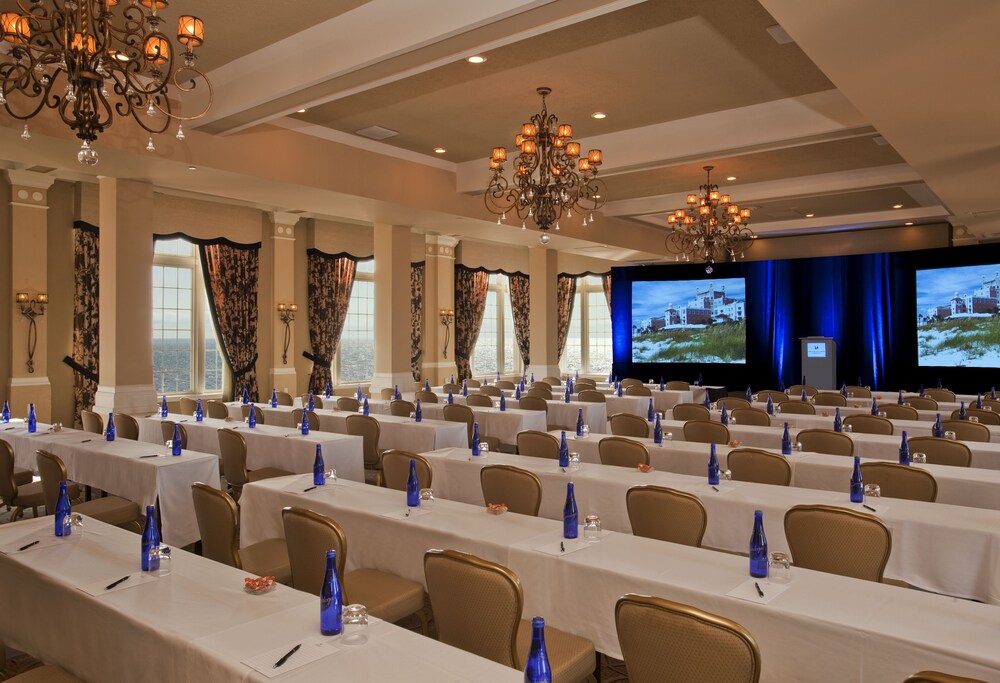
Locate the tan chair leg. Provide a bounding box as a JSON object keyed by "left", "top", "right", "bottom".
{"left": 11, "top": 507, "right": 23, "bottom": 522}
{"left": 415, "top": 607, "right": 430, "bottom": 636}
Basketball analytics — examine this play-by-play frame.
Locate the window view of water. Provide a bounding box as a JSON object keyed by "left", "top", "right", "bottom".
{"left": 153, "top": 337, "right": 224, "bottom": 394}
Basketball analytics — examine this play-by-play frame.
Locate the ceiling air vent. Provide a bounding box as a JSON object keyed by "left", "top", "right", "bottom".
{"left": 355, "top": 126, "right": 399, "bottom": 141}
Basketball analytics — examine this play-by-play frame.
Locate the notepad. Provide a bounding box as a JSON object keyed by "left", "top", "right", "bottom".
{"left": 726, "top": 578, "right": 791, "bottom": 605}
{"left": 381, "top": 508, "right": 432, "bottom": 520}
{"left": 78, "top": 572, "right": 159, "bottom": 597}
{"left": 533, "top": 538, "right": 594, "bottom": 556}
{"left": 0, "top": 535, "right": 73, "bottom": 556}
{"left": 241, "top": 637, "right": 339, "bottom": 679}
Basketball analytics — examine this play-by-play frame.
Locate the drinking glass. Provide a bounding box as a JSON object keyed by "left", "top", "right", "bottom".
{"left": 843, "top": 424, "right": 853, "bottom": 433}
{"left": 848, "top": 391, "right": 855, "bottom": 398}
{"left": 148, "top": 544, "right": 172, "bottom": 575}
{"left": 325, "top": 468, "right": 337, "bottom": 483}
{"left": 969, "top": 416, "right": 979, "bottom": 423}
{"left": 878, "top": 411, "right": 887, "bottom": 418}
{"left": 768, "top": 552, "right": 791, "bottom": 583}
{"left": 720, "top": 468, "right": 732, "bottom": 481}
{"left": 863, "top": 483, "right": 881, "bottom": 498}
{"left": 729, "top": 415, "right": 737, "bottom": 425}
{"left": 944, "top": 430, "right": 957, "bottom": 440}
{"left": 751, "top": 394, "right": 759, "bottom": 402}
{"left": 775, "top": 405, "right": 782, "bottom": 414}
{"left": 583, "top": 515, "right": 602, "bottom": 543}
{"left": 911, "top": 452, "right": 927, "bottom": 464}
{"left": 568, "top": 452, "right": 580, "bottom": 472}
{"left": 418, "top": 488, "right": 434, "bottom": 507}
{"left": 580, "top": 424, "right": 590, "bottom": 439}
{"left": 479, "top": 442, "right": 490, "bottom": 455}
{"left": 664, "top": 431, "right": 673, "bottom": 442}
{"left": 792, "top": 441, "right": 803, "bottom": 452}
{"left": 341, "top": 604, "right": 369, "bottom": 646}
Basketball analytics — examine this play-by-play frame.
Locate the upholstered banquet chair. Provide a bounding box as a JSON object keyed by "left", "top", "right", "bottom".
{"left": 574, "top": 378, "right": 596, "bottom": 389}
{"left": 496, "top": 380, "right": 517, "bottom": 390}
{"left": 843, "top": 414, "right": 894, "bottom": 435}
{"left": 860, "top": 462, "right": 937, "bottom": 502}
{"left": 345, "top": 414, "right": 384, "bottom": 485}
{"left": 731, "top": 408, "right": 770, "bottom": 427}
{"left": 577, "top": 389, "right": 606, "bottom": 403}
{"left": 480, "top": 465, "right": 542, "bottom": 516}
{"left": 953, "top": 408, "right": 1000, "bottom": 425}
{"left": 240, "top": 404, "right": 265, "bottom": 424}
{"left": 721, "top": 397, "right": 752, "bottom": 410}
{"left": 159, "top": 421, "right": 188, "bottom": 449}
{"left": 423, "top": 549, "right": 596, "bottom": 683}
{"left": 415, "top": 389, "right": 438, "bottom": 404}
{"left": 36, "top": 451, "right": 142, "bottom": 532}
{"left": 620, "top": 378, "right": 643, "bottom": 389}
{"left": 465, "top": 379, "right": 482, "bottom": 388}
{"left": 757, "top": 390, "right": 788, "bottom": 404}
{"left": 599, "top": 436, "right": 649, "bottom": 468}
{"left": 609, "top": 412, "right": 650, "bottom": 438}
{"left": 178, "top": 397, "right": 199, "bottom": 415}
{"left": 466, "top": 394, "right": 494, "bottom": 408}
{"left": 683, "top": 420, "right": 729, "bottom": 445}
{"left": 776, "top": 401, "right": 815, "bottom": 415}
{"left": 672, "top": 403, "right": 710, "bottom": 421}
{"left": 788, "top": 384, "right": 818, "bottom": 397}
{"left": 336, "top": 396, "right": 360, "bottom": 412}
{"left": 300, "top": 394, "right": 324, "bottom": 409}
{"left": 516, "top": 430, "right": 560, "bottom": 459}
{"left": 191, "top": 483, "right": 291, "bottom": 583}
{"left": 625, "top": 385, "right": 652, "bottom": 397}
{"left": 941, "top": 419, "right": 990, "bottom": 442}
{"left": 0, "top": 637, "right": 84, "bottom": 682}
{"left": 205, "top": 400, "right": 229, "bottom": 419}
{"left": 526, "top": 387, "right": 553, "bottom": 400}
{"left": 813, "top": 392, "right": 847, "bottom": 407}
{"left": 727, "top": 448, "right": 791, "bottom": 486}
{"left": 923, "top": 388, "right": 956, "bottom": 402}
{"left": 0, "top": 440, "right": 45, "bottom": 521}
{"left": 217, "top": 428, "right": 292, "bottom": 499}
{"left": 880, "top": 404, "right": 919, "bottom": 420}
{"left": 665, "top": 381, "right": 690, "bottom": 391}
{"left": 903, "top": 672, "right": 991, "bottom": 683}
{"left": 441, "top": 403, "right": 500, "bottom": 452}
{"left": 532, "top": 381, "right": 552, "bottom": 391}
{"left": 542, "top": 376, "right": 563, "bottom": 387}
{"left": 290, "top": 408, "right": 320, "bottom": 431}
{"left": 615, "top": 594, "right": 761, "bottom": 683}
{"left": 845, "top": 385, "right": 872, "bottom": 398}
{"left": 113, "top": 413, "right": 140, "bottom": 440}
{"left": 626, "top": 485, "right": 707, "bottom": 547}
{"left": 275, "top": 391, "right": 294, "bottom": 406}
{"left": 784, "top": 505, "right": 891, "bottom": 582}
{"left": 80, "top": 409, "right": 103, "bottom": 435}
{"left": 904, "top": 396, "right": 937, "bottom": 410}
{"left": 905, "top": 436, "right": 972, "bottom": 467}
{"left": 442, "top": 383, "right": 462, "bottom": 394}
{"left": 390, "top": 399, "right": 415, "bottom": 417}
{"left": 381, "top": 450, "right": 433, "bottom": 491}
{"left": 796, "top": 429, "right": 854, "bottom": 456}
{"left": 479, "top": 385, "right": 502, "bottom": 397}
{"left": 282, "top": 507, "right": 427, "bottom": 632}
{"left": 517, "top": 395, "right": 549, "bottom": 413}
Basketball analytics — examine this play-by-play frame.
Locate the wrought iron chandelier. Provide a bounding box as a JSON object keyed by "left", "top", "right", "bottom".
{"left": 0, "top": 0, "right": 210, "bottom": 166}
{"left": 485, "top": 87, "right": 606, "bottom": 245}
{"left": 665, "top": 165, "right": 755, "bottom": 273}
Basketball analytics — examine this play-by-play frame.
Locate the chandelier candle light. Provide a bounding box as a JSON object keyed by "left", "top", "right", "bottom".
{"left": 665, "top": 165, "right": 756, "bottom": 273}
{"left": 0, "top": 0, "right": 210, "bottom": 166}
{"left": 485, "top": 87, "right": 606, "bottom": 245}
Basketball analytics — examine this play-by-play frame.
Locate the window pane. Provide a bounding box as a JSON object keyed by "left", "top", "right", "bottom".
{"left": 339, "top": 279, "right": 375, "bottom": 383}
{"left": 204, "top": 298, "right": 224, "bottom": 392}
{"left": 152, "top": 265, "right": 193, "bottom": 394}
{"left": 473, "top": 290, "right": 499, "bottom": 376}
{"left": 154, "top": 238, "right": 193, "bottom": 256}
{"left": 587, "top": 290, "right": 612, "bottom": 374}
{"left": 502, "top": 292, "right": 516, "bottom": 373}
{"left": 562, "top": 292, "right": 582, "bottom": 375}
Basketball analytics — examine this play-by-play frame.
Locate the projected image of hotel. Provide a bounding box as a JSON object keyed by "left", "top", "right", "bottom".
{"left": 636, "top": 283, "right": 746, "bottom": 332}
{"left": 921, "top": 272, "right": 1000, "bottom": 322}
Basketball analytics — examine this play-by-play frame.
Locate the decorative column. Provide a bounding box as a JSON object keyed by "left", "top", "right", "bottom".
{"left": 422, "top": 235, "right": 457, "bottom": 386}
{"left": 92, "top": 178, "right": 158, "bottom": 416}
{"left": 5, "top": 171, "right": 55, "bottom": 421}
{"left": 528, "top": 245, "right": 561, "bottom": 379}
{"left": 371, "top": 223, "right": 414, "bottom": 394}
{"left": 268, "top": 212, "right": 298, "bottom": 395}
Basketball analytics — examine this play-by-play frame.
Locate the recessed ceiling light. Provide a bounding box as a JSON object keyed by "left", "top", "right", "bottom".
{"left": 892, "top": 203, "right": 904, "bottom": 209}
{"left": 905, "top": 221, "right": 914, "bottom": 226}
{"left": 433, "top": 147, "right": 447, "bottom": 154}
{"left": 591, "top": 111, "right": 607, "bottom": 119}
{"left": 805, "top": 213, "right": 815, "bottom": 218}
{"left": 296, "top": 108, "right": 307, "bottom": 114}
{"left": 726, "top": 176, "right": 737, "bottom": 181}
{"left": 187, "top": 166, "right": 197, "bottom": 171}
{"left": 467, "top": 55, "right": 486, "bottom": 64}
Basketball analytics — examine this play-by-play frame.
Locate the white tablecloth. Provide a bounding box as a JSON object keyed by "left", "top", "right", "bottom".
{"left": 224, "top": 400, "right": 393, "bottom": 425}
{"left": 509, "top": 399, "right": 608, "bottom": 433}
{"left": 0, "top": 423, "right": 218, "bottom": 547}
{"left": 317, "top": 412, "right": 469, "bottom": 453}
{"left": 238, "top": 477, "right": 1000, "bottom": 682}
{"left": 418, "top": 404, "right": 547, "bottom": 446}
{"left": 136, "top": 415, "right": 365, "bottom": 483}
{"left": 605, "top": 394, "right": 656, "bottom": 419}
{"left": 0, "top": 516, "right": 522, "bottom": 683}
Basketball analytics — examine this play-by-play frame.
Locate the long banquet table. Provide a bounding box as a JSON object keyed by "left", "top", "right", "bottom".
{"left": 418, "top": 447, "right": 1000, "bottom": 604}
{"left": 0, "top": 516, "right": 522, "bottom": 682}
{"left": 418, "top": 403, "right": 547, "bottom": 446}
{"left": 0, "top": 422, "right": 218, "bottom": 547}
{"left": 509, "top": 398, "right": 608, "bottom": 433}
{"left": 239, "top": 476, "right": 1000, "bottom": 682}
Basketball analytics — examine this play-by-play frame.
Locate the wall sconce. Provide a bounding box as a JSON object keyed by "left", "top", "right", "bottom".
{"left": 15, "top": 292, "right": 48, "bottom": 373}
{"left": 277, "top": 303, "right": 298, "bottom": 365}
{"left": 440, "top": 308, "right": 455, "bottom": 358}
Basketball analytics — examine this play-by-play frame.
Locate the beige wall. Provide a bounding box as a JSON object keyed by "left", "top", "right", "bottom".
{"left": 556, "top": 252, "right": 617, "bottom": 275}
{"left": 47, "top": 181, "right": 77, "bottom": 426}
{"left": 747, "top": 223, "right": 950, "bottom": 261}
{"left": 312, "top": 218, "right": 373, "bottom": 256}
{"left": 456, "top": 240, "right": 529, "bottom": 272}
{"left": 0, "top": 178, "right": 10, "bottom": 405}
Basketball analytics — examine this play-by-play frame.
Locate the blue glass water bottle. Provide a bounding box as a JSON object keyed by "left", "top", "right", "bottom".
{"left": 932, "top": 413, "right": 943, "bottom": 438}
{"left": 320, "top": 550, "right": 343, "bottom": 636}
{"left": 1, "top": 400, "right": 9, "bottom": 423}
{"left": 471, "top": 422, "right": 481, "bottom": 456}
{"left": 976, "top": 393, "right": 984, "bottom": 409}
{"left": 749, "top": 510, "right": 768, "bottom": 578}
{"left": 27, "top": 403, "right": 36, "bottom": 433}
{"left": 575, "top": 369, "right": 579, "bottom": 382}
{"left": 105, "top": 412, "right": 116, "bottom": 441}
{"left": 992, "top": 386, "right": 997, "bottom": 401}
{"left": 958, "top": 401, "right": 967, "bottom": 420}
{"left": 357, "top": 384, "right": 363, "bottom": 401}
{"left": 870, "top": 397, "right": 878, "bottom": 416}
{"left": 241, "top": 388, "right": 249, "bottom": 405}
{"left": 708, "top": 443, "right": 720, "bottom": 485}
{"left": 308, "top": 392, "right": 315, "bottom": 412}
{"left": 647, "top": 398, "right": 655, "bottom": 421}
{"left": 781, "top": 423, "right": 792, "bottom": 455}
{"left": 937, "top": 377, "right": 943, "bottom": 389}
{"left": 697, "top": 372, "right": 704, "bottom": 386}
{"left": 564, "top": 385, "right": 571, "bottom": 403}
{"left": 617, "top": 383, "right": 623, "bottom": 398}
{"left": 247, "top": 404, "right": 257, "bottom": 429}
{"left": 653, "top": 415, "right": 663, "bottom": 444}
{"left": 301, "top": 411, "right": 310, "bottom": 435}
{"left": 531, "top": 372, "right": 536, "bottom": 384}
{"left": 195, "top": 399, "right": 203, "bottom": 422}
{"left": 448, "top": 388, "right": 454, "bottom": 404}
{"left": 898, "top": 430, "right": 910, "bottom": 466}
{"left": 171, "top": 423, "right": 183, "bottom": 455}
{"left": 608, "top": 370, "right": 613, "bottom": 383}
{"left": 500, "top": 391, "right": 507, "bottom": 411}
{"left": 559, "top": 431, "right": 569, "bottom": 468}
{"left": 313, "top": 444, "right": 325, "bottom": 486}
{"left": 778, "top": 378, "right": 785, "bottom": 392}
{"left": 919, "top": 384, "right": 926, "bottom": 396}
{"left": 766, "top": 395, "right": 774, "bottom": 415}
{"left": 563, "top": 482, "right": 578, "bottom": 539}
{"left": 801, "top": 385, "right": 808, "bottom": 402}
{"left": 841, "top": 382, "right": 848, "bottom": 397}
{"left": 850, "top": 455, "right": 864, "bottom": 503}
{"left": 833, "top": 408, "right": 842, "bottom": 432}
{"left": 54, "top": 481, "right": 72, "bottom": 537}
{"left": 720, "top": 401, "right": 729, "bottom": 426}
{"left": 576, "top": 409, "right": 584, "bottom": 437}
{"left": 497, "top": 371, "right": 502, "bottom": 383}
{"left": 325, "top": 382, "right": 332, "bottom": 399}
{"left": 362, "top": 397, "right": 369, "bottom": 416}
{"left": 462, "top": 380, "right": 468, "bottom": 397}
{"left": 425, "top": 379, "right": 431, "bottom": 392}
{"left": 897, "top": 390, "right": 904, "bottom": 405}
{"left": 746, "top": 385, "right": 753, "bottom": 402}
{"left": 524, "top": 617, "right": 552, "bottom": 683}
{"left": 162, "top": 395, "right": 169, "bottom": 416}
{"left": 515, "top": 385, "right": 521, "bottom": 400}
{"left": 394, "top": 385, "right": 400, "bottom": 400}
{"left": 406, "top": 459, "right": 420, "bottom": 507}
{"left": 141, "top": 505, "right": 160, "bottom": 571}
{"left": 271, "top": 388, "right": 278, "bottom": 408}
{"left": 659, "top": 376, "right": 665, "bottom": 391}
{"left": 414, "top": 399, "right": 422, "bottom": 423}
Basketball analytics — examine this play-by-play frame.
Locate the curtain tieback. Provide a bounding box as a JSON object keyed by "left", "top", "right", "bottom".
{"left": 232, "top": 353, "right": 258, "bottom": 380}
{"left": 303, "top": 350, "right": 332, "bottom": 366}
{"left": 62, "top": 356, "right": 98, "bottom": 384}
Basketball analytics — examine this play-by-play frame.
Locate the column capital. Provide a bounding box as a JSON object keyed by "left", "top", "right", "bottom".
{"left": 425, "top": 234, "right": 458, "bottom": 259}
{"left": 6, "top": 169, "right": 57, "bottom": 191}
{"left": 270, "top": 212, "right": 301, "bottom": 239}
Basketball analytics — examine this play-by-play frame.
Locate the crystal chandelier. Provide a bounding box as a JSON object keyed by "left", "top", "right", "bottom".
{"left": 485, "top": 87, "right": 605, "bottom": 245}
{"left": 665, "top": 165, "right": 755, "bottom": 273}
{"left": 0, "top": 0, "right": 210, "bottom": 166}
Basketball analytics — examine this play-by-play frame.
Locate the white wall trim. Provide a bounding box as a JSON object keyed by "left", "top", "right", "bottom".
{"left": 8, "top": 376, "right": 51, "bottom": 387}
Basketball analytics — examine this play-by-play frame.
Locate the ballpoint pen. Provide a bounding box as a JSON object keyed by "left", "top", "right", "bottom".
{"left": 302, "top": 486, "right": 317, "bottom": 492}
{"left": 18, "top": 540, "right": 39, "bottom": 551}
{"left": 105, "top": 575, "right": 131, "bottom": 591}
{"left": 711, "top": 485, "right": 720, "bottom": 492}
{"left": 273, "top": 643, "right": 301, "bottom": 669}
{"left": 754, "top": 582, "right": 764, "bottom": 598}
{"left": 863, "top": 504, "right": 877, "bottom": 512}
{"left": 560, "top": 541, "right": 565, "bottom": 553}
{"left": 140, "top": 454, "right": 160, "bottom": 459}
{"left": 80, "top": 439, "right": 92, "bottom": 443}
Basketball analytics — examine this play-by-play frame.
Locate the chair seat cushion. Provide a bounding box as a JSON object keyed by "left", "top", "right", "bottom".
{"left": 12, "top": 480, "right": 46, "bottom": 509}
{"left": 75, "top": 496, "right": 141, "bottom": 527}
{"left": 13, "top": 467, "right": 33, "bottom": 486}
{"left": 239, "top": 538, "right": 291, "bottom": 584}
{"left": 344, "top": 568, "right": 424, "bottom": 624}
{"left": 516, "top": 618, "right": 595, "bottom": 683}
{"left": 7, "top": 665, "right": 84, "bottom": 682}
{"left": 248, "top": 468, "right": 293, "bottom": 482}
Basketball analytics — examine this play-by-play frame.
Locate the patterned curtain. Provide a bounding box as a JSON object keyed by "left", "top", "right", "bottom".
{"left": 72, "top": 222, "right": 100, "bottom": 425}
{"left": 410, "top": 262, "right": 425, "bottom": 381}
{"left": 306, "top": 250, "right": 357, "bottom": 393}
{"left": 602, "top": 272, "right": 612, "bottom": 309}
{"left": 556, "top": 274, "right": 578, "bottom": 361}
{"left": 454, "top": 266, "right": 490, "bottom": 380}
{"left": 200, "top": 242, "right": 261, "bottom": 402}
{"left": 508, "top": 273, "right": 530, "bottom": 366}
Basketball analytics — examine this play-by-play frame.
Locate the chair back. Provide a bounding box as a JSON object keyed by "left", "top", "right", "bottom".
{"left": 241, "top": 404, "right": 264, "bottom": 424}
{"left": 479, "top": 385, "right": 502, "bottom": 397}
{"left": 672, "top": 403, "right": 710, "bottom": 421}
{"left": 205, "top": 400, "right": 229, "bottom": 419}
{"left": 415, "top": 390, "right": 438, "bottom": 404}
{"left": 160, "top": 421, "right": 188, "bottom": 448}
{"left": 860, "top": 462, "right": 937, "bottom": 502}
{"left": 0, "top": 440, "right": 19, "bottom": 501}
{"left": 496, "top": 380, "right": 516, "bottom": 390}
{"left": 783, "top": 505, "right": 891, "bottom": 581}
{"left": 727, "top": 448, "right": 791, "bottom": 486}
{"left": 380, "top": 387, "right": 395, "bottom": 400}
{"left": 731, "top": 408, "right": 770, "bottom": 427}
{"left": 465, "top": 379, "right": 482, "bottom": 388}
{"left": 665, "top": 381, "right": 690, "bottom": 391}
{"left": 382, "top": 451, "right": 433, "bottom": 491}
{"left": 291, "top": 408, "right": 319, "bottom": 431}
{"left": 757, "top": 390, "right": 788, "bottom": 403}
{"left": 531, "top": 381, "right": 552, "bottom": 391}
{"left": 843, "top": 414, "right": 894, "bottom": 435}
{"left": 577, "top": 389, "right": 606, "bottom": 403}
{"left": 442, "top": 383, "right": 462, "bottom": 394}
{"left": 442, "top": 404, "right": 475, "bottom": 446}
{"left": 81, "top": 409, "right": 103, "bottom": 435}
{"left": 626, "top": 486, "right": 707, "bottom": 547}
{"left": 955, "top": 408, "right": 1000, "bottom": 425}
{"left": 983, "top": 399, "right": 1000, "bottom": 412}
{"left": 574, "top": 378, "right": 597, "bottom": 388}
{"left": 516, "top": 430, "right": 560, "bottom": 459}
{"left": 788, "top": 384, "right": 818, "bottom": 397}
{"left": 517, "top": 395, "right": 548, "bottom": 412}
{"left": 683, "top": 420, "right": 730, "bottom": 445}
{"left": 390, "top": 399, "right": 415, "bottom": 417}
{"left": 776, "top": 401, "right": 815, "bottom": 415}
{"left": 615, "top": 594, "right": 761, "bottom": 683}
{"left": 941, "top": 419, "right": 990, "bottom": 442}
{"left": 924, "top": 388, "right": 956, "bottom": 402}
{"left": 542, "top": 376, "right": 563, "bottom": 386}
{"left": 114, "top": 413, "right": 140, "bottom": 440}
{"left": 526, "top": 387, "right": 552, "bottom": 400}
{"left": 218, "top": 429, "right": 250, "bottom": 486}
{"left": 191, "top": 483, "right": 241, "bottom": 568}
{"left": 721, "top": 397, "right": 752, "bottom": 410}
{"left": 424, "top": 549, "right": 522, "bottom": 668}
{"left": 599, "top": 437, "right": 649, "bottom": 468}
{"left": 905, "top": 436, "right": 972, "bottom": 467}
{"left": 904, "top": 396, "right": 938, "bottom": 410}
{"left": 178, "top": 397, "right": 198, "bottom": 415}
{"left": 273, "top": 391, "right": 293, "bottom": 406}
{"left": 845, "top": 385, "right": 872, "bottom": 398}
{"left": 346, "top": 415, "right": 381, "bottom": 467}
{"left": 466, "top": 394, "right": 494, "bottom": 408}
{"left": 609, "top": 412, "right": 650, "bottom": 438}
{"left": 337, "top": 396, "right": 360, "bottom": 412}
{"left": 625, "top": 385, "right": 652, "bottom": 397}
{"left": 813, "top": 392, "right": 847, "bottom": 407}
{"left": 620, "top": 378, "right": 643, "bottom": 389}
{"left": 903, "top": 672, "right": 991, "bottom": 683}
{"left": 281, "top": 507, "right": 348, "bottom": 597}
{"left": 881, "top": 404, "right": 919, "bottom": 420}
{"left": 480, "top": 465, "right": 542, "bottom": 516}
{"left": 796, "top": 429, "right": 854, "bottom": 456}
{"left": 35, "top": 450, "right": 69, "bottom": 511}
